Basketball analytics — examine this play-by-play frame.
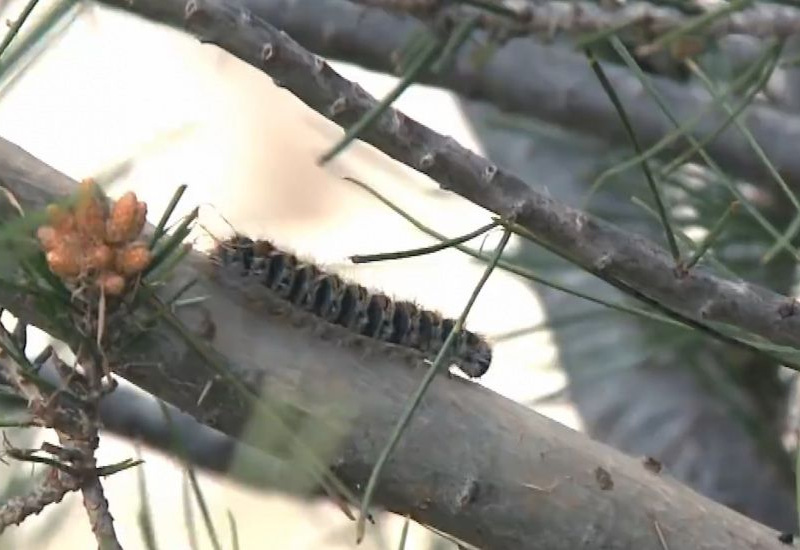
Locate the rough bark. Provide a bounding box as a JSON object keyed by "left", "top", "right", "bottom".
{"left": 235, "top": 0, "right": 800, "bottom": 192}
{"left": 460, "top": 96, "right": 799, "bottom": 533}
{"left": 89, "top": 0, "right": 800, "bottom": 361}
{"left": 0, "top": 136, "right": 793, "bottom": 549}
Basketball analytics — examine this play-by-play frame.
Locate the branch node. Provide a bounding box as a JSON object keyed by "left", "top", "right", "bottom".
{"left": 482, "top": 164, "right": 498, "bottom": 183}
{"left": 261, "top": 42, "right": 274, "bottom": 63}
{"left": 418, "top": 152, "right": 436, "bottom": 171}
{"left": 699, "top": 300, "right": 714, "bottom": 320}
{"left": 312, "top": 55, "right": 325, "bottom": 74}
{"left": 184, "top": 0, "right": 201, "bottom": 22}
{"left": 237, "top": 7, "right": 252, "bottom": 26}
{"left": 453, "top": 476, "right": 479, "bottom": 511}
{"left": 329, "top": 96, "right": 348, "bottom": 117}
{"left": 593, "top": 252, "right": 612, "bottom": 272}
{"left": 779, "top": 299, "right": 798, "bottom": 320}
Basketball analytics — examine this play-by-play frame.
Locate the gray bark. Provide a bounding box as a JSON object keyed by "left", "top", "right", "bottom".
{"left": 461, "top": 98, "right": 799, "bottom": 532}
{"left": 92, "top": 0, "right": 800, "bottom": 360}
{"left": 0, "top": 135, "right": 793, "bottom": 549}
{"left": 229, "top": 0, "right": 800, "bottom": 193}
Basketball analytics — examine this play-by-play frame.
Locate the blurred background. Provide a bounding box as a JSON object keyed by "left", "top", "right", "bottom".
{"left": 0, "top": 1, "right": 579, "bottom": 548}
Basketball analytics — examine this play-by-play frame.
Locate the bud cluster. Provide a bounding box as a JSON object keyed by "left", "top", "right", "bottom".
{"left": 36, "top": 179, "right": 151, "bottom": 296}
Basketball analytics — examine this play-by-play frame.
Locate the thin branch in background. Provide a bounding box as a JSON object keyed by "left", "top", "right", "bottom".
{"left": 181, "top": 471, "right": 200, "bottom": 550}
{"left": 156, "top": 400, "right": 220, "bottom": 550}
{"left": 647, "top": 46, "right": 782, "bottom": 179}
{"left": 684, "top": 58, "right": 800, "bottom": 263}
{"left": 322, "top": 8, "right": 476, "bottom": 163}
{"left": 401, "top": 0, "right": 800, "bottom": 42}
{"left": 319, "top": 32, "right": 444, "bottom": 163}
{"left": 430, "top": 14, "right": 479, "bottom": 74}
{"left": 144, "top": 207, "right": 199, "bottom": 278}
{"left": 86, "top": 0, "right": 800, "bottom": 195}
{"left": 350, "top": 220, "right": 498, "bottom": 263}
{"left": 630, "top": 196, "right": 736, "bottom": 279}
{"left": 680, "top": 201, "right": 739, "bottom": 272}
{"left": 397, "top": 515, "right": 410, "bottom": 549}
{"left": 585, "top": 46, "right": 681, "bottom": 263}
{"left": 635, "top": 0, "right": 751, "bottom": 57}
{"left": 587, "top": 40, "right": 780, "bottom": 208}
{"left": 135, "top": 446, "right": 159, "bottom": 550}
{"left": 796, "top": 437, "right": 800, "bottom": 542}
{"left": 344, "top": 176, "right": 683, "bottom": 328}
{"left": 393, "top": 26, "right": 433, "bottom": 73}
{"left": 0, "top": 0, "right": 80, "bottom": 96}
{"left": 607, "top": 36, "right": 800, "bottom": 262}
{"left": 149, "top": 184, "right": 187, "bottom": 248}
{"left": 351, "top": 175, "right": 785, "bottom": 368}
{"left": 0, "top": 0, "right": 40, "bottom": 61}
{"left": 184, "top": 452, "right": 222, "bottom": 550}
{"left": 227, "top": 510, "right": 240, "bottom": 550}
{"left": 356, "top": 227, "right": 511, "bottom": 542}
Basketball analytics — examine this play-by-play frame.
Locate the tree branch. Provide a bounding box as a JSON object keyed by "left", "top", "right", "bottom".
{"left": 351, "top": 0, "right": 800, "bottom": 42}
{"left": 0, "top": 137, "right": 792, "bottom": 548}
{"left": 0, "top": 467, "right": 81, "bottom": 532}
{"left": 92, "top": 0, "right": 800, "bottom": 359}
{"left": 228, "top": 0, "right": 800, "bottom": 192}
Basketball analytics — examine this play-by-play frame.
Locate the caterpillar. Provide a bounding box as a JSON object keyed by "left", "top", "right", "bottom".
{"left": 210, "top": 235, "right": 492, "bottom": 378}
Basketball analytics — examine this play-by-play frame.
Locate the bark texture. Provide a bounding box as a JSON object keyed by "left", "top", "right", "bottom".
{"left": 0, "top": 136, "right": 792, "bottom": 549}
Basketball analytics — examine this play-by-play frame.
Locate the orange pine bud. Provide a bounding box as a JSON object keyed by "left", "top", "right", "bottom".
{"left": 46, "top": 246, "right": 81, "bottom": 278}
{"left": 74, "top": 187, "right": 106, "bottom": 242}
{"left": 106, "top": 191, "right": 139, "bottom": 244}
{"left": 78, "top": 178, "right": 97, "bottom": 195}
{"left": 97, "top": 271, "right": 125, "bottom": 296}
{"left": 36, "top": 226, "right": 59, "bottom": 251}
{"left": 84, "top": 244, "right": 114, "bottom": 271}
{"left": 46, "top": 204, "right": 75, "bottom": 232}
{"left": 116, "top": 242, "right": 151, "bottom": 276}
{"left": 132, "top": 201, "right": 147, "bottom": 239}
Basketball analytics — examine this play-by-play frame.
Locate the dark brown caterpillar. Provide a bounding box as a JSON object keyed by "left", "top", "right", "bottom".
{"left": 212, "top": 235, "right": 492, "bottom": 378}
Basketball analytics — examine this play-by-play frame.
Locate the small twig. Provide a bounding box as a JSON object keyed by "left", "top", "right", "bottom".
{"left": 0, "top": 0, "right": 39, "bottom": 63}
{"left": 431, "top": 14, "right": 479, "bottom": 74}
{"left": 653, "top": 519, "right": 671, "bottom": 550}
{"left": 149, "top": 184, "right": 187, "bottom": 248}
{"left": 0, "top": 467, "right": 81, "bottom": 534}
{"left": 607, "top": 35, "right": 798, "bottom": 263}
{"left": 319, "top": 31, "right": 444, "bottom": 163}
{"left": 144, "top": 207, "right": 198, "bottom": 278}
{"left": 397, "top": 515, "right": 411, "bottom": 549}
{"left": 157, "top": 402, "right": 221, "bottom": 550}
{"left": 680, "top": 201, "right": 739, "bottom": 273}
{"left": 350, "top": 220, "right": 498, "bottom": 263}
{"left": 585, "top": 45, "right": 680, "bottom": 263}
{"left": 227, "top": 510, "right": 239, "bottom": 550}
{"left": 356, "top": 226, "right": 512, "bottom": 542}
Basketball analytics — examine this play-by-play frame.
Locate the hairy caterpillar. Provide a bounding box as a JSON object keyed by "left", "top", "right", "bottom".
{"left": 211, "top": 235, "right": 492, "bottom": 378}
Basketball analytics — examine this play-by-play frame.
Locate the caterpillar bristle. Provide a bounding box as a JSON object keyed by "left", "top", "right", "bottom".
{"left": 211, "top": 234, "right": 493, "bottom": 378}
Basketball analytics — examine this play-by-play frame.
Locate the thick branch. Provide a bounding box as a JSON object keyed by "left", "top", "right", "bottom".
{"left": 96, "top": 0, "right": 800, "bottom": 356}
{"left": 235, "top": 0, "right": 800, "bottom": 191}
{"left": 353, "top": 0, "right": 800, "bottom": 42}
{"left": 0, "top": 139, "right": 791, "bottom": 547}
